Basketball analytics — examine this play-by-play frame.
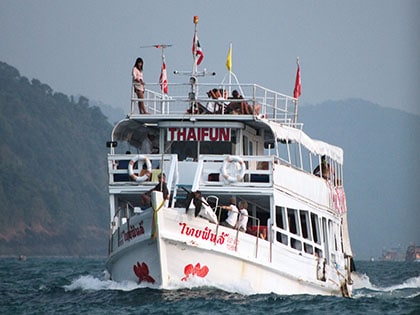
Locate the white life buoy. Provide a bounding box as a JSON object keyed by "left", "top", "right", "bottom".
{"left": 221, "top": 156, "right": 246, "bottom": 182}
{"left": 128, "top": 155, "right": 152, "bottom": 182}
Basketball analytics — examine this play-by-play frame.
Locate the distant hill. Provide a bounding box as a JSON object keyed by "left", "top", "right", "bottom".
{"left": 300, "top": 99, "right": 420, "bottom": 259}
{"left": 0, "top": 62, "right": 112, "bottom": 256}
{"left": 90, "top": 99, "right": 125, "bottom": 125}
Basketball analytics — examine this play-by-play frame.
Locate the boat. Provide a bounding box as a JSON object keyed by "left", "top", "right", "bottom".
{"left": 405, "top": 244, "right": 420, "bottom": 262}
{"left": 381, "top": 247, "right": 403, "bottom": 261}
{"left": 105, "top": 16, "right": 355, "bottom": 297}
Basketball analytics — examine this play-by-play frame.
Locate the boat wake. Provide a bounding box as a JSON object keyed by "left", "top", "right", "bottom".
{"left": 63, "top": 274, "right": 142, "bottom": 292}
{"left": 64, "top": 270, "right": 419, "bottom": 299}
{"left": 63, "top": 271, "right": 255, "bottom": 295}
{"left": 352, "top": 272, "right": 420, "bottom": 298}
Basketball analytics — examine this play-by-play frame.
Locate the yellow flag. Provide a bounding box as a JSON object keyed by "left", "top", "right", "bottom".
{"left": 225, "top": 47, "right": 232, "bottom": 72}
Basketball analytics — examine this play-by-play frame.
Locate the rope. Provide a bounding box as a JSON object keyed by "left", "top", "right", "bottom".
{"left": 151, "top": 199, "right": 165, "bottom": 239}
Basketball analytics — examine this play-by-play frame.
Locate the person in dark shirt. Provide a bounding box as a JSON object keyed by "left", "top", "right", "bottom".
{"left": 313, "top": 155, "right": 332, "bottom": 180}
{"left": 140, "top": 173, "right": 169, "bottom": 208}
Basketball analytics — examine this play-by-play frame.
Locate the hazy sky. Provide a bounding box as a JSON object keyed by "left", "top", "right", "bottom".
{"left": 1, "top": 0, "right": 419, "bottom": 116}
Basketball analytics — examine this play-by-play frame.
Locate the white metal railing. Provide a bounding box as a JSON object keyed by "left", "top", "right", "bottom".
{"left": 130, "top": 83, "right": 298, "bottom": 124}
{"left": 108, "top": 153, "right": 178, "bottom": 202}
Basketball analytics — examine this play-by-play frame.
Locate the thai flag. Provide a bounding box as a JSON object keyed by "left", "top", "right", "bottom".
{"left": 159, "top": 61, "right": 168, "bottom": 94}
{"left": 293, "top": 63, "right": 301, "bottom": 99}
{"left": 192, "top": 34, "right": 204, "bottom": 65}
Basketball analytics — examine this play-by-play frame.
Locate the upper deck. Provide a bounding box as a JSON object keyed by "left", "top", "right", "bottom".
{"left": 128, "top": 81, "right": 298, "bottom": 125}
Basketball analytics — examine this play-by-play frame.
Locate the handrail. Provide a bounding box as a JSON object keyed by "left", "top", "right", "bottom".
{"left": 215, "top": 206, "right": 262, "bottom": 259}
{"left": 130, "top": 82, "right": 297, "bottom": 124}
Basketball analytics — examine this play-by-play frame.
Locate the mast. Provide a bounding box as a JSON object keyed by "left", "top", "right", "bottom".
{"left": 190, "top": 16, "right": 199, "bottom": 113}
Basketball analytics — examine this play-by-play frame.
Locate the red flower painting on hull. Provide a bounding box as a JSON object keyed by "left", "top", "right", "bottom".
{"left": 181, "top": 263, "right": 209, "bottom": 281}
{"left": 133, "top": 262, "right": 155, "bottom": 284}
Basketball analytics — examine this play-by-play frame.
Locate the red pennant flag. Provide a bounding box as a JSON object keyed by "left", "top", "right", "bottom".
{"left": 192, "top": 34, "right": 204, "bottom": 65}
{"left": 293, "top": 64, "right": 301, "bottom": 99}
{"left": 159, "top": 61, "right": 168, "bottom": 94}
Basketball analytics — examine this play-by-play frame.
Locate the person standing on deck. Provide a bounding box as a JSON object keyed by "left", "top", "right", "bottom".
{"left": 220, "top": 197, "right": 239, "bottom": 229}
{"left": 237, "top": 200, "right": 249, "bottom": 232}
{"left": 132, "top": 57, "right": 148, "bottom": 114}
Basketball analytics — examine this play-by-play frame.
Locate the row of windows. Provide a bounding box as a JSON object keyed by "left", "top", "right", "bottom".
{"left": 275, "top": 206, "right": 341, "bottom": 260}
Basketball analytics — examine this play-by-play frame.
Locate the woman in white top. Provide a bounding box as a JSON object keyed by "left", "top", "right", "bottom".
{"left": 132, "top": 57, "right": 148, "bottom": 114}
{"left": 237, "top": 200, "right": 249, "bottom": 232}
{"left": 220, "top": 197, "right": 239, "bottom": 229}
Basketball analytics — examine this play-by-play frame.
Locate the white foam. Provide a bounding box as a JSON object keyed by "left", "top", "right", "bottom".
{"left": 352, "top": 272, "right": 420, "bottom": 299}
{"left": 64, "top": 274, "right": 142, "bottom": 292}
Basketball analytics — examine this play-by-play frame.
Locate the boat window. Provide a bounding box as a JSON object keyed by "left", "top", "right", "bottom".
{"left": 287, "top": 208, "right": 300, "bottom": 236}
{"left": 243, "top": 136, "right": 249, "bottom": 155}
{"left": 275, "top": 206, "right": 288, "bottom": 245}
{"left": 170, "top": 141, "right": 198, "bottom": 160}
{"left": 300, "top": 146, "right": 312, "bottom": 173}
{"left": 276, "top": 206, "right": 287, "bottom": 229}
{"left": 310, "top": 213, "right": 321, "bottom": 244}
{"left": 287, "top": 208, "right": 302, "bottom": 250}
{"left": 168, "top": 141, "right": 233, "bottom": 160}
{"left": 277, "top": 140, "right": 290, "bottom": 164}
{"left": 299, "top": 210, "right": 311, "bottom": 240}
{"left": 322, "top": 217, "right": 330, "bottom": 263}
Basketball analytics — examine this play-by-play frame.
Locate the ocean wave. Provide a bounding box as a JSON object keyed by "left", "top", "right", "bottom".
{"left": 63, "top": 274, "right": 142, "bottom": 292}
{"left": 353, "top": 272, "right": 420, "bottom": 291}
{"left": 63, "top": 272, "right": 255, "bottom": 295}
{"left": 352, "top": 272, "right": 420, "bottom": 300}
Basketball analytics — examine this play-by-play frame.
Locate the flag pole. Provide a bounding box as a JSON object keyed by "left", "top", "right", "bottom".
{"left": 228, "top": 42, "right": 232, "bottom": 86}
{"left": 191, "top": 16, "right": 199, "bottom": 113}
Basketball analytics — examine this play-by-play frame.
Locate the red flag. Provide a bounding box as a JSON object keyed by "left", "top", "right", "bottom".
{"left": 192, "top": 34, "right": 204, "bottom": 65}
{"left": 293, "top": 64, "right": 301, "bottom": 99}
{"left": 159, "top": 61, "right": 168, "bottom": 94}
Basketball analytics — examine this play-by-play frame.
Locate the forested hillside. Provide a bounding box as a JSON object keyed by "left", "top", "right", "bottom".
{"left": 0, "top": 62, "right": 112, "bottom": 256}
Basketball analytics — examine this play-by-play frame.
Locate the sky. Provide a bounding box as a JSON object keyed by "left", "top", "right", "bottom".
{"left": 0, "top": 0, "right": 419, "bottom": 116}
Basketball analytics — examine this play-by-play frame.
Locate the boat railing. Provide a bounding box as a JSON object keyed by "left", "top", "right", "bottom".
{"left": 130, "top": 83, "right": 297, "bottom": 124}
{"left": 214, "top": 207, "right": 264, "bottom": 259}
{"left": 191, "top": 154, "right": 274, "bottom": 191}
{"left": 107, "top": 153, "right": 179, "bottom": 197}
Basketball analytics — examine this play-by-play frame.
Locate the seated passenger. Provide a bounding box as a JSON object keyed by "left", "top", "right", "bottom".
{"left": 206, "top": 89, "right": 227, "bottom": 114}
{"left": 227, "top": 90, "right": 260, "bottom": 115}
{"left": 227, "top": 90, "right": 244, "bottom": 114}
{"left": 140, "top": 173, "right": 169, "bottom": 209}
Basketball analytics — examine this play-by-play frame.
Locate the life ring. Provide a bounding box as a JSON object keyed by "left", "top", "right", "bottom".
{"left": 128, "top": 155, "right": 152, "bottom": 182}
{"left": 221, "top": 156, "right": 246, "bottom": 182}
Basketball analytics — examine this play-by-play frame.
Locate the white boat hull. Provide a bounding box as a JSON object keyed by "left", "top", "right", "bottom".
{"left": 106, "top": 207, "right": 348, "bottom": 296}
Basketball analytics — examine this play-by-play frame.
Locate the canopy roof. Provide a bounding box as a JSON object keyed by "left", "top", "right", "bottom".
{"left": 270, "top": 123, "right": 343, "bottom": 164}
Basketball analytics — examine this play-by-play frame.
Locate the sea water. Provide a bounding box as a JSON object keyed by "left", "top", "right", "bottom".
{"left": 0, "top": 257, "right": 418, "bottom": 314}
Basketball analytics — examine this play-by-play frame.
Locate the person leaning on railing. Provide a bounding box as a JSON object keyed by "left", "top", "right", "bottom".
{"left": 220, "top": 197, "right": 239, "bottom": 229}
